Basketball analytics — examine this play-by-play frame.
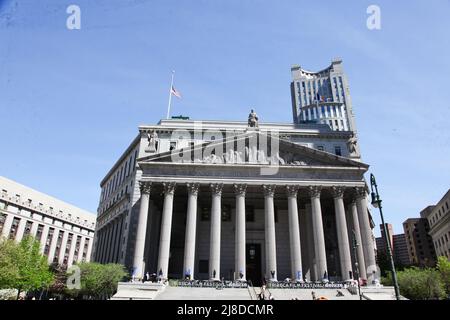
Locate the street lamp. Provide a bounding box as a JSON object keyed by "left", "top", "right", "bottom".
{"left": 369, "top": 173, "right": 401, "bottom": 300}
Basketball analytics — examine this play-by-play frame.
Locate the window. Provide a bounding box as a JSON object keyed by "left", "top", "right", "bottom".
{"left": 0, "top": 213, "right": 7, "bottom": 234}
{"left": 221, "top": 205, "right": 231, "bottom": 222}
{"left": 334, "top": 146, "right": 342, "bottom": 156}
{"left": 198, "top": 260, "right": 209, "bottom": 274}
{"left": 36, "top": 224, "right": 44, "bottom": 241}
{"left": 24, "top": 221, "right": 33, "bottom": 237}
{"left": 9, "top": 217, "right": 20, "bottom": 239}
{"left": 246, "top": 205, "right": 255, "bottom": 222}
{"left": 45, "top": 228, "right": 55, "bottom": 255}
{"left": 201, "top": 207, "right": 210, "bottom": 221}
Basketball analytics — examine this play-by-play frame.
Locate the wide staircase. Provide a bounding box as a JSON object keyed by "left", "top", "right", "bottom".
{"left": 156, "top": 286, "right": 253, "bottom": 300}
{"left": 112, "top": 280, "right": 398, "bottom": 300}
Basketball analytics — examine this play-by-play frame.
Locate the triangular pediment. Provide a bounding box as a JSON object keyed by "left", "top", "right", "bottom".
{"left": 138, "top": 131, "right": 368, "bottom": 169}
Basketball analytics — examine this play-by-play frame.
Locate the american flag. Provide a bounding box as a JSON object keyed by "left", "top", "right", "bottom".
{"left": 171, "top": 86, "right": 181, "bottom": 98}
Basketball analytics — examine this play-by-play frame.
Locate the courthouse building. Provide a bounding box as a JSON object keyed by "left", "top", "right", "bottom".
{"left": 93, "top": 60, "right": 378, "bottom": 285}
{"left": 0, "top": 176, "right": 96, "bottom": 267}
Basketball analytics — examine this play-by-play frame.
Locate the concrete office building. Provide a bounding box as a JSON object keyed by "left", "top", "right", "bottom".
{"left": 0, "top": 176, "right": 96, "bottom": 267}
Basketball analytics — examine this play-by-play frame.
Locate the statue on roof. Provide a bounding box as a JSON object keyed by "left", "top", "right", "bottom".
{"left": 347, "top": 134, "right": 358, "bottom": 157}
{"left": 145, "top": 130, "right": 158, "bottom": 153}
{"left": 248, "top": 109, "right": 259, "bottom": 128}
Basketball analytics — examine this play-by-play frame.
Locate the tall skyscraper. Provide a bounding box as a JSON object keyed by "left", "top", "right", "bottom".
{"left": 290, "top": 58, "right": 357, "bottom": 133}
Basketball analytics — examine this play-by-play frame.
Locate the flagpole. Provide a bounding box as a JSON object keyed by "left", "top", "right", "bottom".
{"left": 166, "top": 70, "right": 175, "bottom": 119}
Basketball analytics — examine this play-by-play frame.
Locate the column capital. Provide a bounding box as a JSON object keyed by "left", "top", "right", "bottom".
{"left": 263, "top": 184, "right": 276, "bottom": 197}
{"left": 139, "top": 181, "right": 152, "bottom": 194}
{"left": 286, "top": 185, "right": 299, "bottom": 197}
{"left": 354, "top": 187, "right": 367, "bottom": 199}
{"left": 210, "top": 183, "right": 223, "bottom": 196}
{"left": 331, "top": 186, "right": 345, "bottom": 199}
{"left": 233, "top": 184, "right": 247, "bottom": 196}
{"left": 163, "top": 182, "right": 176, "bottom": 195}
{"left": 308, "top": 186, "right": 322, "bottom": 198}
{"left": 186, "top": 183, "right": 200, "bottom": 196}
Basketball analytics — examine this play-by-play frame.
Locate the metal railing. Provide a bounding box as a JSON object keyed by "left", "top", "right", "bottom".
{"left": 246, "top": 280, "right": 258, "bottom": 300}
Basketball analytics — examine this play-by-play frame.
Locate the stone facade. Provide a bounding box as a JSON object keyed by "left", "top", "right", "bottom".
{"left": 94, "top": 119, "right": 378, "bottom": 285}
{"left": 0, "top": 176, "right": 96, "bottom": 266}
{"left": 94, "top": 61, "right": 378, "bottom": 286}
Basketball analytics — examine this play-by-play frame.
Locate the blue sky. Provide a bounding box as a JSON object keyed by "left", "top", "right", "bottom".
{"left": 1, "top": 0, "right": 449, "bottom": 236}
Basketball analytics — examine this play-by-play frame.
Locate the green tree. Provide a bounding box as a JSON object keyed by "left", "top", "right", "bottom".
{"left": 48, "top": 263, "right": 68, "bottom": 298}
{"left": 0, "top": 238, "right": 20, "bottom": 289}
{"left": 70, "top": 262, "right": 128, "bottom": 299}
{"left": 0, "top": 236, "right": 54, "bottom": 299}
{"left": 376, "top": 251, "right": 391, "bottom": 277}
{"left": 436, "top": 256, "right": 450, "bottom": 295}
{"left": 383, "top": 267, "right": 446, "bottom": 300}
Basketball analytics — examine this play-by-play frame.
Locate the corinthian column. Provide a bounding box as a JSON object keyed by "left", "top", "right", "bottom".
{"left": 286, "top": 185, "right": 303, "bottom": 282}
{"left": 355, "top": 187, "right": 376, "bottom": 283}
{"left": 309, "top": 186, "right": 328, "bottom": 282}
{"left": 331, "top": 186, "right": 352, "bottom": 281}
{"left": 209, "top": 183, "right": 223, "bottom": 281}
{"left": 263, "top": 184, "right": 277, "bottom": 281}
{"left": 183, "top": 183, "right": 199, "bottom": 280}
{"left": 132, "top": 181, "right": 151, "bottom": 280}
{"left": 157, "top": 182, "right": 176, "bottom": 281}
{"left": 350, "top": 200, "right": 367, "bottom": 280}
{"left": 234, "top": 184, "right": 247, "bottom": 281}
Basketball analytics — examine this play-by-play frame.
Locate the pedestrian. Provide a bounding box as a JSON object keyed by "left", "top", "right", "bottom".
{"left": 260, "top": 284, "right": 266, "bottom": 300}
{"left": 311, "top": 291, "right": 316, "bottom": 300}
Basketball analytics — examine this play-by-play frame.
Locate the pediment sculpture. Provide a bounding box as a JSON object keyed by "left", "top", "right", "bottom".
{"left": 191, "top": 149, "right": 309, "bottom": 166}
